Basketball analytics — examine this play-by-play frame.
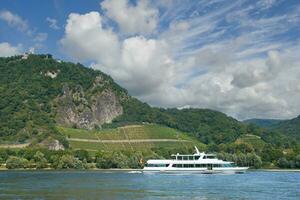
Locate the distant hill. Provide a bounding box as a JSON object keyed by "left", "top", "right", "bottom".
{"left": 244, "top": 117, "right": 300, "bottom": 140}
{"left": 271, "top": 115, "right": 300, "bottom": 140}
{"left": 243, "top": 118, "right": 284, "bottom": 128}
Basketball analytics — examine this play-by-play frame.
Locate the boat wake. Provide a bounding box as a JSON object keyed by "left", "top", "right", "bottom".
{"left": 127, "top": 171, "right": 142, "bottom": 174}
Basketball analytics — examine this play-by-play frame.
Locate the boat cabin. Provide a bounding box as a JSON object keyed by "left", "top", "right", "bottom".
{"left": 171, "top": 153, "right": 217, "bottom": 161}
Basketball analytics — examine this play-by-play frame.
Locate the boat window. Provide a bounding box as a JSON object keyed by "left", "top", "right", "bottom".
{"left": 183, "top": 156, "right": 188, "bottom": 160}
{"left": 146, "top": 164, "right": 168, "bottom": 167}
{"left": 177, "top": 156, "right": 182, "bottom": 160}
{"left": 195, "top": 164, "right": 206, "bottom": 168}
{"left": 203, "top": 155, "right": 216, "bottom": 159}
{"left": 174, "top": 164, "right": 183, "bottom": 168}
{"left": 221, "top": 164, "right": 233, "bottom": 167}
{"left": 195, "top": 156, "right": 200, "bottom": 160}
{"left": 188, "top": 156, "right": 194, "bottom": 160}
{"left": 213, "top": 164, "right": 221, "bottom": 167}
{"left": 183, "top": 164, "right": 194, "bottom": 168}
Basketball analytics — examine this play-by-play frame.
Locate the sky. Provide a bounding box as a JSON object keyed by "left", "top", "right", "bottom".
{"left": 1, "top": 0, "right": 300, "bottom": 120}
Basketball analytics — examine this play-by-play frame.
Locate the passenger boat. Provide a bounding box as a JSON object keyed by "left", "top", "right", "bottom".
{"left": 143, "top": 146, "right": 248, "bottom": 173}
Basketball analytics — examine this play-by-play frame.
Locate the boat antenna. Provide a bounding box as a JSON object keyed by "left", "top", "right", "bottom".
{"left": 194, "top": 146, "right": 200, "bottom": 154}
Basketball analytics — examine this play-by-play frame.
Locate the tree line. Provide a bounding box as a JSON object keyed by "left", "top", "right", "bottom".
{"left": 2, "top": 146, "right": 299, "bottom": 170}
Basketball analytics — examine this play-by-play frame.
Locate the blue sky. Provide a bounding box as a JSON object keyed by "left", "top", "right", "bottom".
{"left": 1, "top": 0, "right": 300, "bottom": 120}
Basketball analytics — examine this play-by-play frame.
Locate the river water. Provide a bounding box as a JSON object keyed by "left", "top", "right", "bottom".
{"left": 0, "top": 171, "right": 299, "bottom": 199}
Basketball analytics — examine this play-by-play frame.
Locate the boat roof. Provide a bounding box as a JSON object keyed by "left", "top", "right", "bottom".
{"left": 147, "top": 159, "right": 233, "bottom": 164}
{"left": 171, "top": 146, "right": 216, "bottom": 157}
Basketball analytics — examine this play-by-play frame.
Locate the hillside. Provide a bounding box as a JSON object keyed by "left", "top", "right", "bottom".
{"left": 0, "top": 54, "right": 128, "bottom": 147}
{"left": 0, "top": 54, "right": 263, "bottom": 146}
{"left": 270, "top": 115, "right": 300, "bottom": 140}
{"left": 244, "top": 118, "right": 284, "bottom": 128}
{"left": 244, "top": 116, "right": 300, "bottom": 140}
{"left": 0, "top": 54, "right": 300, "bottom": 168}
{"left": 58, "top": 124, "right": 205, "bottom": 155}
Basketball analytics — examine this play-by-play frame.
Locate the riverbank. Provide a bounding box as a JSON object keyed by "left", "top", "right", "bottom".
{"left": 1, "top": 167, "right": 300, "bottom": 172}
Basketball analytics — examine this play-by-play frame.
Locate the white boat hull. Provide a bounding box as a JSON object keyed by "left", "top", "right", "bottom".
{"left": 142, "top": 167, "right": 249, "bottom": 174}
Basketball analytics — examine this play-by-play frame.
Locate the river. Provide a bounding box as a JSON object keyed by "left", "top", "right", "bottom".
{"left": 0, "top": 171, "right": 299, "bottom": 199}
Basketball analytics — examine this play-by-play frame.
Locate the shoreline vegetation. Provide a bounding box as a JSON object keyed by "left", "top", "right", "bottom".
{"left": 1, "top": 167, "right": 300, "bottom": 172}
{"left": 1, "top": 147, "right": 300, "bottom": 171}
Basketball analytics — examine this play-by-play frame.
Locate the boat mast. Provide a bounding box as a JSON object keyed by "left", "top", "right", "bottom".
{"left": 194, "top": 146, "right": 200, "bottom": 155}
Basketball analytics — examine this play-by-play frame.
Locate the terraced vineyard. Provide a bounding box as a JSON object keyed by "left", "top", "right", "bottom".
{"left": 235, "top": 134, "right": 266, "bottom": 151}
{"left": 57, "top": 124, "right": 205, "bottom": 153}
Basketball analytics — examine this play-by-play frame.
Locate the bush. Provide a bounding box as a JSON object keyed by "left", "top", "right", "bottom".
{"left": 74, "top": 149, "right": 91, "bottom": 162}
{"left": 56, "top": 155, "right": 86, "bottom": 169}
{"left": 34, "top": 151, "right": 48, "bottom": 169}
{"left": 6, "top": 156, "right": 29, "bottom": 169}
{"left": 95, "top": 151, "right": 129, "bottom": 169}
{"left": 277, "top": 157, "right": 289, "bottom": 168}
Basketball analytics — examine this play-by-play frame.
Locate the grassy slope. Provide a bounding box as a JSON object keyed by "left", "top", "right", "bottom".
{"left": 235, "top": 134, "right": 266, "bottom": 151}
{"left": 57, "top": 124, "right": 205, "bottom": 153}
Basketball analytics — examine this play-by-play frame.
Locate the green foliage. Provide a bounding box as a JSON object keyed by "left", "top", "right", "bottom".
{"left": 271, "top": 115, "right": 300, "bottom": 141}
{"left": 0, "top": 54, "right": 125, "bottom": 145}
{"left": 115, "top": 102, "right": 263, "bottom": 145}
{"left": 6, "top": 156, "right": 29, "bottom": 169}
{"left": 74, "top": 149, "right": 92, "bottom": 162}
{"left": 277, "top": 157, "right": 289, "bottom": 168}
{"left": 217, "top": 152, "right": 262, "bottom": 168}
{"left": 55, "top": 155, "right": 86, "bottom": 169}
{"left": 33, "top": 151, "right": 48, "bottom": 169}
{"left": 95, "top": 150, "right": 143, "bottom": 169}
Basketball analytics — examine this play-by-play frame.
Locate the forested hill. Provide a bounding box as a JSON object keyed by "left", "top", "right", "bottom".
{"left": 0, "top": 54, "right": 298, "bottom": 151}
{"left": 0, "top": 54, "right": 128, "bottom": 147}
{"left": 244, "top": 118, "right": 283, "bottom": 128}
{"left": 246, "top": 116, "right": 300, "bottom": 140}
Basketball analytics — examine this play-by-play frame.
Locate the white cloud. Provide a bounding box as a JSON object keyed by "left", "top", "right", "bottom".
{"left": 0, "top": 42, "right": 22, "bottom": 57}
{"left": 46, "top": 17, "right": 60, "bottom": 30}
{"left": 34, "top": 32, "right": 48, "bottom": 42}
{"left": 61, "top": 11, "right": 173, "bottom": 97}
{"left": 0, "top": 10, "right": 48, "bottom": 47}
{"left": 0, "top": 10, "right": 29, "bottom": 34}
{"left": 101, "top": 0, "right": 158, "bottom": 35}
{"left": 60, "top": 1, "right": 300, "bottom": 120}
{"left": 61, "top": 12, "right": 120, "bottom": 67}
{"left": 256, "top": 0, "right": 277, "bottom": 10}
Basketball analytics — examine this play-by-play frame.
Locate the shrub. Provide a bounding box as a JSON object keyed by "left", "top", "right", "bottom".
{"left": 34, "top": 151, "right": 48, "bottom": 169}
{"left": 56, "top": 155, "right": 86, "bottom": 169}
{"left": 6, "top": 156, "right": 29, "bottom": 169}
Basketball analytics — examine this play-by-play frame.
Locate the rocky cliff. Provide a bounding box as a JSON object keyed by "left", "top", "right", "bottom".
{"left": 54, "top": 81, "right": 123, "bottom": 129}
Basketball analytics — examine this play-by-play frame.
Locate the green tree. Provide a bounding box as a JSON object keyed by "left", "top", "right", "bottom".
{"left": 277, "top": 157, "right": 289, "bottom": 168}
{"left": 33, "top": 151, "right": 48, "bottom": 169}
{"left": 6, "top": 156, "right": 29, "bottom": 169}
{"left": 74, "top": 149, "right": 91, "bottom": 162}
{"left": 56, "top": 155, "right": 85, "bottom": 169}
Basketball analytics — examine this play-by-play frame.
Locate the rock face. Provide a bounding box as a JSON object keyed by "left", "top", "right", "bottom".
{"left": 42, "top": 139, "right": 65, "bottom": 150}
{"left": 54, "top": 80, "right": 123, "bottom": 129}
{"left": 49, "top": 140, "right": 65, "bottom": 150}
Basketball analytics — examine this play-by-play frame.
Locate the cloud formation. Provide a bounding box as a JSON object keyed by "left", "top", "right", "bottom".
{"left": 60, "top": 0, "right": 300, "bottom": 120}
{"left": 101, "top": 0, "right": 158, "bottom": 35}
{"left": 46, "top": 17, "right": 60, "bottom": 30}
{"left": 34, "top": 32, "right": 48, "bottom": 42}
{"left": 0, "top": 42, "right": 22, "bottom": 57}
{"left": 0, "top": 10, "right": 29, "bottom": 34}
